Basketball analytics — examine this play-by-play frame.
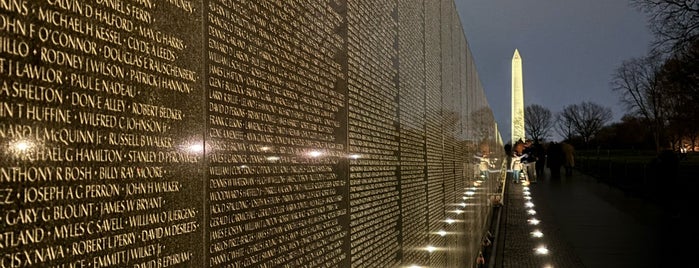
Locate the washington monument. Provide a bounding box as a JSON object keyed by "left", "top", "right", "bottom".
{"left": 511, "top": 49, "right": 525, "bottom": 143}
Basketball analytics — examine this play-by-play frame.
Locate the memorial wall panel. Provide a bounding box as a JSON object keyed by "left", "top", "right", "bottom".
{"left": 205, "top": 1, "right": 348, "bottom": 266}
{"left": 440, "top": 1, "right": 458, "bottom": 224}
{"left": 347, "top": 1, "right": 400, "bottom": 266}
{"left": 1, "top": 0, "right": 504, "bottom": 267}
{"left": 423, "top": 1, "right": 447, "bottom": 266}
{"left": 0, "top": 0, "right": 205, "bottom": 266}
{"left": 397, "top": 0, "right": 427, "bottom": 265}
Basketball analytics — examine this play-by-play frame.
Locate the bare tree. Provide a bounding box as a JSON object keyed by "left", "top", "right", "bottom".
{"left": 524, "top": 104, "right": 553, "bottom": 142}
{"left": 611, "top": 54, "right": 666, "bottom": 151}
{"left": 631, "top": 0, "right": 699, "bottom": 53}
{"left": 554, "top": 112, "right": 575, "bottom": 142}
{"left": 470, "top": 107, "right": 497, "bottom": 154}
{"left": 470, "top": 107, "right": 495, "bottom": 141}
{"left": 559, "top": 102, "right": 613, "bottom": 144}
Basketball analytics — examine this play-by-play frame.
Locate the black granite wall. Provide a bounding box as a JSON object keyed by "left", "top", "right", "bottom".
{"left": 0, "top": 0, "right": 503, "bottom": 267}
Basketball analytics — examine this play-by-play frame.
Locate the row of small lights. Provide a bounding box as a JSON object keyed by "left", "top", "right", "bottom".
{"left": 522, "top": 182, "right": 554, "bottom": 268}
{"left": 407, "top": 175, "right": 486, "bottom": 268}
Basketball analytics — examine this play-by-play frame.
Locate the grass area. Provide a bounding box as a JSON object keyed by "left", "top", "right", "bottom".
{"left": 573, "top": 150, "right": 698, "bottom": 207}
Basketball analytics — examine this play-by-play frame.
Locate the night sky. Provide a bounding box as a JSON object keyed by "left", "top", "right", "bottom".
{"left": 456, "top": 0, "right": 654, "bottom": 142}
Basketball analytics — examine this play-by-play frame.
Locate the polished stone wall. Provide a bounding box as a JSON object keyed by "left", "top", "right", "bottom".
{"left": 0, "top": 0, "right": 503, "bottom": 267}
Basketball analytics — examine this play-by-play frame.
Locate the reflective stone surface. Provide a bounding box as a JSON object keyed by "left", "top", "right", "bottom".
{"left": 0, "top": 0, "right": 503, "bottom": 267}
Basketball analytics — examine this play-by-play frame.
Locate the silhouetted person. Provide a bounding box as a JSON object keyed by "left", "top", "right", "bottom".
{"left": 561, "top": 142, "right": 575, "bottom": 176}
{"left": 522, "top": 140, "right": 538, "bottom": 182}
{"left": 504, "top": 143, "right": 513, "bottom": 182}
{"left": 546, "top": 142, "right": 564, "bottom": 179}
{"left": 531, "top": 141, "right": 546, "bottom": 180}
{"left": 511, "top": 140, "right": 526, "bottom": 183}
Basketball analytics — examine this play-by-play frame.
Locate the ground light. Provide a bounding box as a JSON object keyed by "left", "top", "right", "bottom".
{"left": 530, "top": 230, "right": 543, "bottom": 238}
{"left": 521, "top": 177, "right": 553, "bottom": 264}
{"left": 534, "top": 245, "right": 549, "bottom": 255}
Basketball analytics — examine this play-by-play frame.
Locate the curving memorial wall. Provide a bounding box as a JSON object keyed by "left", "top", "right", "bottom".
{"left": 0, "top": 0, "right": 504, "bottom": 267}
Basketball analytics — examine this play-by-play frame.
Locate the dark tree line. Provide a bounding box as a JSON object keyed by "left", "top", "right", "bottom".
{"left": 523, "top": 1, "right": 697, "bottom": 149}
{"left": 611, "top": 0, "right": 699, "bottom": 151}
{"left": 524, "top": 102, "right": 613, "bottom": 146}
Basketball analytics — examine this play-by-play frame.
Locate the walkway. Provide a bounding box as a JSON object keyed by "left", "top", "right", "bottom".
{"left": 493, "top": 169, "right": 691, "bottom": 268}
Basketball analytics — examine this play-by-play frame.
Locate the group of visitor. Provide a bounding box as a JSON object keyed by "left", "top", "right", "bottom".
{"left": 505, "top": 139, "right": 575, "bottom": 183}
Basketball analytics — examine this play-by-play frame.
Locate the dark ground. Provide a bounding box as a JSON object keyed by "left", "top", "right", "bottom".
{"left": 494, "top": 167, "right": 692, "bottom": 268}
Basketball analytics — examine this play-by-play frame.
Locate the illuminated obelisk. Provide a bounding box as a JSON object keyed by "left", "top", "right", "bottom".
{"left": 511, "top": 49, "right": 525, "bottom": 143}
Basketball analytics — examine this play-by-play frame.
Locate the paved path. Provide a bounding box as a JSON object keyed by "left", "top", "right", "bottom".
{"left": 495, "top": 169, "right": 691, "bottom": 268}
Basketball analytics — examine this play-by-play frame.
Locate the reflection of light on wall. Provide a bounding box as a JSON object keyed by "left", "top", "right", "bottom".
{"left": 307, "top": 150, "right": 323, "bottom": 157}
{"left": 266, "top": 156, "right": 280, "bottom": 161}
{"left": 240, "top": 165, "right": 249, "bottom": 169}
{"left": 261, "top": 146, "right": 271, "bottom": 151}
{"left": 349, "top": 154, "right": 361, "bottom": 159}
{"left": 11, "top": 140, "right": 33, "bottom": 152}
{"left": 425, "top": 246, "right": 437, "bottom": 253}
{"left": 437, "top": 230, "right": 447, "bottom": 237}
{"left": 451, "top": 209, "right": 464, "bottom": 215}
{"left": 525, "top": 201, "right": 534, "bottom": 208}
{"left": 187, "top": 143, "right": 203, "bottom": 153}
{"left": 464, "top": 190, "right": 475, "bottom": 196}
{"left": 445, "top": 218, "right": 455, "bottom": 224}
{"left": 527, "top": 209, "right": 536, "bottom": 215}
